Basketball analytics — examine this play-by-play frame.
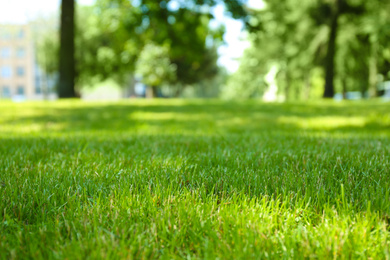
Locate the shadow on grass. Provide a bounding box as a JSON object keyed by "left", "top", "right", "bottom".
{"left": 1, "top": 101, "right": 389, "bottom": 136}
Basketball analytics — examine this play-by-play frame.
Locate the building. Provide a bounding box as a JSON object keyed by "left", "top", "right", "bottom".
{"left": 378, "top": 81, "right": 390, "bottom": 100}
{"left": 0, "top": 24, "right": 35, "bottom": 99}
{"left": 0, "top": 24, "right": 56, "bottom": 100}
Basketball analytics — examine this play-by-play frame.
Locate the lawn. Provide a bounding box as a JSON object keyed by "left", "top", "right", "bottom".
{"left": 1, "top": 99, "right": 390, "bottom": 259}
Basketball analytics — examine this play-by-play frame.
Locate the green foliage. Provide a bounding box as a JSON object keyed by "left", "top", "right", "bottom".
{"left": 35, "top": 31, "right": 58, "bottom": 76}
{"left": 75, "top": 2, "right": 142, "bottom": 86}
{"left": 230, "top": 0, "right": 390, "bottom": 99}
{"left": 223, "top": 43, "right": 268, "bottom": 98}
{"left": 1, "top": 100, "right": 390, "bottom": 258}
{"left": 33, "top": 3, "right": 141, "bottom": 87}
{"left": 227, "top": 0, "right": 322, "bottom": 100}
{"left": 35, "top": 0, "right": 235, "bottom": 93}
{"left": 135, "top": 43, "right": 177, "bottom": 87}
{"left": 133, "top": 0, "right": 225, "bottom": 87}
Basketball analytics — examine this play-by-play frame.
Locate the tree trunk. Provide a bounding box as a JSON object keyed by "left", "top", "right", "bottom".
{"left": 304, "top": 72, "right": 311, "bottom": 100}
{"left": 285, "top": 69, "right": 290, "bottom": 101}
{"left": 146, "top": 86, "right": 158, "bottom": 98}
{"left": 43, "top": 72, "right": 49, "bottom": 100}
{"left": 152, "top": 86, "right": 158, "bottom": 97}
{"left": 368, "top": 44, "right": 378, "bottom": 98}
{"left": 58, "top": 0, "right": 76, "bottom": 98}
{"left": 323, "top": 0, "right": 340, "bottom": 98}
{"left": 174, "top": 85, "right": 183, "bottom": 98}
{"left": 122, "top": 75, "right": 135, "bottom": 98}
{"left": 41, "top": 52, "right": 49, "bottom": 100}
{"left": 342, "top": 77, "right": 347, "bottom": 99}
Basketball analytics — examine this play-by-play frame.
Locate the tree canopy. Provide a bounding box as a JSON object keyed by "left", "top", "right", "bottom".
{"left": 226, "top": 0, "right": 390, "bottom": 99}
{"left": 135, "top": 43, "right": 176, "bottom": 97}
{"left": 51, "top": 0, "right": 249, "bottom": 98}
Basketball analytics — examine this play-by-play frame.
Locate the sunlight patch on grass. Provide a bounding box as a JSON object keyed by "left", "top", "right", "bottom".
{"left": 278, "top": 116, "right": 367, "bottom": 130}
{"left": 130, "top": 111, "right": 211, "bottom": 121}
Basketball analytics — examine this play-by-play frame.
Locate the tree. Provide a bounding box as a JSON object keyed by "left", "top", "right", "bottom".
{"left": 135, "top": 43, "right": 176, "bottom": 97}
{"left": 58, "top": 0, "right": 76, "bottom": 98}
{"left": 40, "top": 0, "right": 249, "bottom": 97}
{"left": 361, "top": 0, "right": 390, "bottom": 96}
{"left": 36, "top": 2, "right": 142, "bottom": 91}
{"left": 321, "top": 0, "right": 390, "bottom": 97}
{"left": 30, "top": 14, "right": 59, "bottom": 99}
{"left": 226, "top": 0, "right": 322, "bottom": 100}
{"left": 229, "top": 0, "right": 390, "bottom": 100}
{"left": 308, "top": 0, "right": 365, "bottom": 98}
{"left": 223, "top": 40, "right": 268, "bottom": 99}
{"left": 124, "top": 0, "right": 243, "bottom": 95}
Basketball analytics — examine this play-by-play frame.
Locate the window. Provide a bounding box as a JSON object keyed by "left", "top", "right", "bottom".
{"left": 16, "top": 86, "right": 24, "bottom": 95}
{"left": 17, "top": 29, "right": 24, "bottom": 39}
{"left": 0, "top": 66, "right": 12, "bottom": 78}
{"left": 35, "top": 86, "right": 42, "bottom": 94}
{"left": 16, "top": 66, "right": 25, "bottom": 77}
{"left": 1, "top": 86, "right": 11, "bottom": 98}
{"left": 0, "top": 47, "right": 11, "bottom": 58}
{"left": 0, "top": 30, "right": 11, "bottom": 40}
{"left": 35, "top": 75, "right": 42, "bottom": 94}
{"left": 16, "top": 47, "right": 25, "bottom": 58}
{"left": 35, "top": 75, "right": 41, "bottom": 94}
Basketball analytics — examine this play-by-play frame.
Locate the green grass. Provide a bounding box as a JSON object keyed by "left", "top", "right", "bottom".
{"left": 1, "top": 99, "right": 390, "bottom": 259}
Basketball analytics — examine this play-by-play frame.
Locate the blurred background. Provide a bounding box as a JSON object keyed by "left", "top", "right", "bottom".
{"left": 0, "top": 0, "right": 389, "bottom": 101}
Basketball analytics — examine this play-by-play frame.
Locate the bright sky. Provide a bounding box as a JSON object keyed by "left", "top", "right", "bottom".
{"left": 0, "top": 0, "right": 264, "bottom": 73}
